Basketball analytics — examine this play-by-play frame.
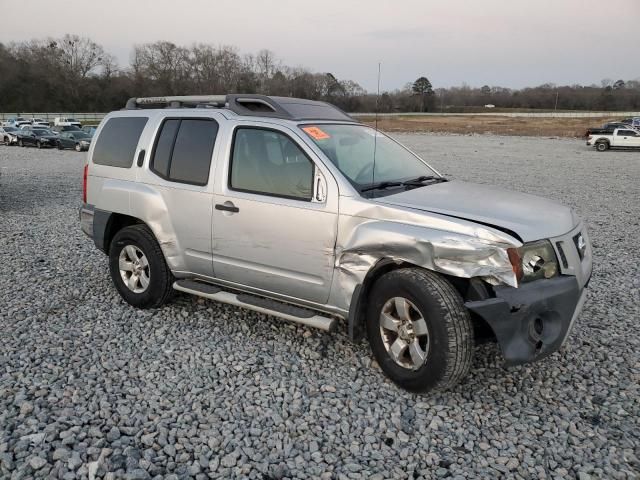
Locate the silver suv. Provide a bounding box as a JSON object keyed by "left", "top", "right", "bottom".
{"left": 80, "top": 94, "right": 592, "bottom": 393}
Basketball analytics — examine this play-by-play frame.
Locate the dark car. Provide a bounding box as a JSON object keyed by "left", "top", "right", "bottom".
{"left": 0, "top": 126, "right": 20, "bottom": 145}
{"left": 81, "top": 125, "right": 98, "bottom": 136}
{"left": 16, "top": 128, "right": 59, "bottom": 148}
{"left": 56, "top": 131, "right": 93, "bottom": 152}
{"left": 52, "top": 125, "right": 82, "bottom": 134}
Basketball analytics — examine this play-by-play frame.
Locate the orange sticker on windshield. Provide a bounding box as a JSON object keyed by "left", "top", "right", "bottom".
{"left": 303, "top": 126, "right": 330, "bottom": 140}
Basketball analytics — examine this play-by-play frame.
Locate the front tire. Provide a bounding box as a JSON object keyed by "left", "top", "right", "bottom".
{"left": 366, "top": 268, "right": 473, "bottom": 393}
{"left": 18, "top": 139, "right": 24, "bottom": 147}
{"left": 37, "top": 141, "right": 42, "bottom": 149}
{"left": 75, "top": 143, "right": 82, "bottom": 152}
{"left": 108, "top": 225, "right": 174, "bottom": 309}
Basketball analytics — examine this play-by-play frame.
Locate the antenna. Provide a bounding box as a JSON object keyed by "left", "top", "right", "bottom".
{"left": 371, "top": 62, "right": 381, "bottom": 189}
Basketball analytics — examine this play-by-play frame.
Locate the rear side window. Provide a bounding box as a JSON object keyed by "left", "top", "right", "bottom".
{"left": 93, "top": 117, "right": 148, "bottom": 168}
{"left": 617, "top": 130, "right": 635, "bottom": 136}
{"left": 151, "top": 118, "right": 218, "bottom": 186}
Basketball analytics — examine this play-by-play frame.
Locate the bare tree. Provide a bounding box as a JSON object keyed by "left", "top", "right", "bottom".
{"left": 53, "top": 34, "right": 107, "bottom": 79}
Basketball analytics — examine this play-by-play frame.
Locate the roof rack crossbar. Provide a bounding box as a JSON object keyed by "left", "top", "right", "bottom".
{"left": 125, "top": 95, "right": 227, "bottom": 110}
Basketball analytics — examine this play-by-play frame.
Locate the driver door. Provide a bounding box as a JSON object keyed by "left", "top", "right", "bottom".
{"left": 211, "top": 124, "right": 338, "bottom": 304}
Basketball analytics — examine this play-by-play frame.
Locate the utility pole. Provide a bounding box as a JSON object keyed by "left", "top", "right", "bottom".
{"left": 554, "top": 91, "right": 559, "bottom": 113}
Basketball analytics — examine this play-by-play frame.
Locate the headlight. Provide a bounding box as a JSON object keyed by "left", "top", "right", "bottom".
{"left": 509, "top": 240, "right": 559, "bottom": 284}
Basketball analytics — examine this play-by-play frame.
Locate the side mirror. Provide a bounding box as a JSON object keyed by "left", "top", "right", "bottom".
{"left": 314, "top": 169, "right": 327, "bottom": 203}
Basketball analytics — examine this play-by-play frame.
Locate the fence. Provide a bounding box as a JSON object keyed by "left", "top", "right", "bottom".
{"left": 2, "top": 111, "right": 639, "bottom": 123}
{"left": 352, "top": 111, "right": 640, "bottom": 118}
{"left": 0, "top": 113, "right": 106, "bottom": 124}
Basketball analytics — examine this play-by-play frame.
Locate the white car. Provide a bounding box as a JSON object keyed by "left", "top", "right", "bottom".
{"left": 31, "top": 118, "right": 51, "bottom": 128}
{"left": 587, "top": 127, "right": 640, "bottom": 151}
{"left": 5, "top": 117, "right": 31, "bottom": 128}
{"left": 54, "top": 117, "right": 82, "bottom": 128}
{"left": 0, "top": 126, "right": 20, "bottom": 145}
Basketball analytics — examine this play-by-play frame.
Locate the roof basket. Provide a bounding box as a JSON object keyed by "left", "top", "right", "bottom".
{"left": 124, "top": 94, "right": 355, "bottom": 122}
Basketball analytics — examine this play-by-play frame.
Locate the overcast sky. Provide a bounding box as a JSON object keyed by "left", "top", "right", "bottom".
{"left": 1, "top": 0, "right": 638, "bottom": 91}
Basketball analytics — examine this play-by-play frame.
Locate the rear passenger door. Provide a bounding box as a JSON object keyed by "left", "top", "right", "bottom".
{"left": 136, "top": 115, "right": 220, "bottom": 276}
{"left": 211, "top": 123, "right": 338, "bottom": 304}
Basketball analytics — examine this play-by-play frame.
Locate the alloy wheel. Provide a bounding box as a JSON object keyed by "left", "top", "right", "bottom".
{"left": 379, "top": 297, "right": 430, "bottom": 370}
{"left": 118, "top": 245, "right": 150, "bottom": 293}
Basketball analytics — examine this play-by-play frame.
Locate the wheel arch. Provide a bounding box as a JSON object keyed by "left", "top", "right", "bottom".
{"left": 346, "top": 259, "right": 494, "bottom": 341}
{"left": 95, "top": 210, "right": 145, "bottom": 254}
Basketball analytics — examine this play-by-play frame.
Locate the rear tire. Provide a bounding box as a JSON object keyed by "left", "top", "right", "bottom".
{"left": 37, "top": 141, "right": 42, "bottom": 149}
{"left": 108, "top": 225, "right": 174, "bottom": 309}
{"left": 18, "top": 139, "right": 24, "bottom": 147}
{"left": 596, "top": 142, "right": 609, "bottom": 152}
{"left": 366, "top": 268, "right": 474, "bottom": 393}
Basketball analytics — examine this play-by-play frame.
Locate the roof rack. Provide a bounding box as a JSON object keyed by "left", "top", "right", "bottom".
{"left": 124, "top": 94, "right": 355, "bottom": 122}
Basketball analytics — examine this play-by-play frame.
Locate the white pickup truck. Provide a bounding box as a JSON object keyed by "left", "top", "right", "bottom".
{"left": 587, "top": 127, "right": 640, "bottom": 151}
{"left": 53, "top": 117, "right": 82, "bottom": 128}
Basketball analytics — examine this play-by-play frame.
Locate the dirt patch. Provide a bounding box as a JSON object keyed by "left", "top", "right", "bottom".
{"left": 360, "top": 115, "right": 621, "bottom": 138}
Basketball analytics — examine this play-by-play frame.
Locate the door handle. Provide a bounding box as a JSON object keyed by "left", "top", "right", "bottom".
{"left": 215, "top": 203, "right": 239, "bottom": 213}
{"left": 136, "top": 149, "right": 146, "bottom": 167}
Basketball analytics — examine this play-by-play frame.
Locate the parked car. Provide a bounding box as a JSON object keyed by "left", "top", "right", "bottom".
{"left": 16, "top": 128, "right": 59, "bottom": 148}
{"left": 0, "top": 126, "right": 21, "bottom": 145}
{"left": 54, "top": 117, "right": 82, "bottom": 127}
{"left": 5, "top": 117, "right": 31, "bottom": 128}
{"left": 584, "top": 121, "right": 632, "bottom": 138}
{"left": 82, "top": 125, "right": 98, "bottom": 136}
{"left": 56, "top": 130, "right": 93, "bottom": 151}
{"left": 31, "top": 117, "right": 51, "bottom": 128}
{"left": 52, "top": 125, "right": 81, "bottom": 134}
{"left": 586, "top": 127, "right": 640, "bottom": 151}
{"left": 80, "top": 94, "right": 592, "bottom": 393}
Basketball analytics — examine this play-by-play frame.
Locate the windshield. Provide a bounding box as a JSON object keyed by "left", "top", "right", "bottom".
{"left": 4, "top": 126, "right": 18, "bottom": 132}
{"left": 33, "top": 129, "right": 51, "bottom": 136}
{"left": 301, "top": 124, "right": 437, "bottom": 191}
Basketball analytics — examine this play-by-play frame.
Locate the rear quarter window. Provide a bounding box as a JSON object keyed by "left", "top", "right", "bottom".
{"left": 92, "top": 117, "right": 148, "bottom": 168}
{"left": 150, "top": 118, "right": 218, "bottom": 186}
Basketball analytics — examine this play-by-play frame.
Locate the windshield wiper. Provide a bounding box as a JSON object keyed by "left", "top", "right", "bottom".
{"left": 401, "top": 175, "right": 447, "bottom": 187}
{"left": 360, "top": 181, "right": 403, "bottom": 193}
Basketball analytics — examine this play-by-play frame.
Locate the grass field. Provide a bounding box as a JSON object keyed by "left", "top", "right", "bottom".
{"left": 360, "top": 115, "right": 622, "bottom": 137}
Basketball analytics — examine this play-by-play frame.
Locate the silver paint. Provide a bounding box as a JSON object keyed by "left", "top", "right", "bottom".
{"left": 87, "top": 109, "right": 591, "bottom": 321}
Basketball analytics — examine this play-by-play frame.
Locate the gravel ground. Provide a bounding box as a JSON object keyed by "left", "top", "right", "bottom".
{"left": 0, "top": 136, "right": 638, "bottom": 480}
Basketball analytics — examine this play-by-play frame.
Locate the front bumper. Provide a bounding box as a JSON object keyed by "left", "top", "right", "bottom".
{"left": 466, "top": 275, "right": 588, "bottom": 366}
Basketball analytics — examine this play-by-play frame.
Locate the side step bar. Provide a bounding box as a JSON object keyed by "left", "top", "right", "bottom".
{"left": 173, "top": 279, "right": 337, "bottom": 332}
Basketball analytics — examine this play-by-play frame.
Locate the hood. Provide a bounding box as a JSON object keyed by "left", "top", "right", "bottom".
{"left": 374, "top": 180, "right": 577, "bottom": 242}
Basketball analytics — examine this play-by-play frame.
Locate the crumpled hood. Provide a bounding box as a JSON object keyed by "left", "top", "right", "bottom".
{"left": 375, "top": 180, "right": 578, "bottom": 242}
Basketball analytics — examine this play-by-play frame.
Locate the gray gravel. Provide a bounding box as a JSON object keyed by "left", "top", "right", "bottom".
{"left": 1, "top": 136, "right": 639, "bottom": 479}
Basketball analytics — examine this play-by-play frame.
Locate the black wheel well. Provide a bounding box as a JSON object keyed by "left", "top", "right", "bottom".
{"left": 347, "top": 259, "right": 496, "bottom": 342}
{"left": 103, "top": 213, "right": 144, "bottom": 253}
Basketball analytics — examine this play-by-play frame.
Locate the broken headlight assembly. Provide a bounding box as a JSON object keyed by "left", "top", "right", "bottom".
{"left": 508, "top": 240, "right": 559, "bottom": 284}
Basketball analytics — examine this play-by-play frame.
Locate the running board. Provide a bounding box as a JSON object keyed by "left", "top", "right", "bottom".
{"left": 173, "top": 279, "right": 337, "bottom": 332}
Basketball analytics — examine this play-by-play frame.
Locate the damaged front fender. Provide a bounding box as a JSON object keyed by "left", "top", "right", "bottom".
{"left": 329, "top": 198, "right": 523, "bottom": 313}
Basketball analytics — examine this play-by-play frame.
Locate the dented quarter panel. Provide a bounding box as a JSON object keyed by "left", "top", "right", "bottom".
{"left": 327, "top": 195, "right": 523, "bottom": 311}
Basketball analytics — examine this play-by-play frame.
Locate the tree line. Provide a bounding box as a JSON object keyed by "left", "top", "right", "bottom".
{"left": 0, "top": 35, "right": 638, "bottom": 113}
